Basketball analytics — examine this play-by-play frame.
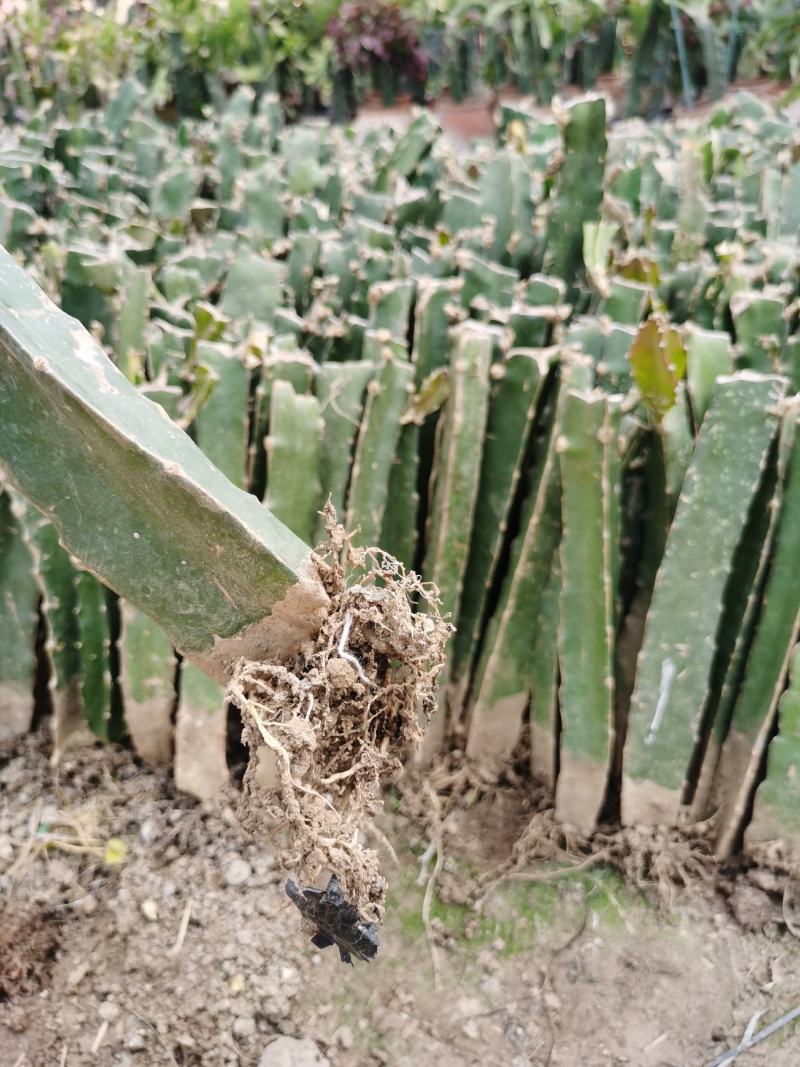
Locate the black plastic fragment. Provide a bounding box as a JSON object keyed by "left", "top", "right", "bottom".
{"left": 285, "top": 875, "right": 379, "bottom": 965}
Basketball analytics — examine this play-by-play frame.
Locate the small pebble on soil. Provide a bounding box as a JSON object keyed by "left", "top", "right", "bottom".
{"left": 258, "top": 1035, "right": 330, "bottom": 1067}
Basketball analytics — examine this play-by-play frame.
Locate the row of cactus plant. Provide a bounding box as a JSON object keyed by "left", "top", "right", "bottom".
{"left": 1, "top": 78, "right": 799, "bottom": 862}
{"left": 2, "top": 0, "right": 794, "bottom": 125}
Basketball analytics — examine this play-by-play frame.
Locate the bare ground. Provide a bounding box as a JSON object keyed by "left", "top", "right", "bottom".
{"left": 2, "top": 732, "right": 800, "bottom": 1067}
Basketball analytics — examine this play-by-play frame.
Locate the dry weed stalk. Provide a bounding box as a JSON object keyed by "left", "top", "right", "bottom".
{"left": 7, "top": 801, "right": 111, "bottom": 885}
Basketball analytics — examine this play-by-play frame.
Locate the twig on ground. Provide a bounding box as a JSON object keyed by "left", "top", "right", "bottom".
{"left": 782, "top": 881, "right": 800, "bottom": 939}
{"left": 474, "top": 849, "right": 611, "bottom": 912}
{"left": 706, "top": 1004, "right": 800, "bottom": 1066}
{"left": 643, "top": 1032, "right": 669, "bottom": 1052}
{"left": 466, "top": 899, "right": 589, "bottom": 1024}
{"left": 421, "top": 783, "right": 445, "bottom": 991}
{"left": 220, "top": 1032, "right": 246, "bottom": 1061}
{"left": 8, "top": 802, "right": 108, "bottom": 883}
{"left": 541, "top": 892, "right": 592, "bottom": 1067}
{"left": 543, "top": 898, "right": 591, "bottom": 980}
{"left": 90, "top": 1020, "right": 108, "bottom": 1054}
{"left": 416, "top": 838, "right": 438, "bottom": 886}
{"left": 367, "top": 820, "right": 400, "bottom": 866}
{"left": 422, "top": 841, "right": 445, "bottom": 991}
{"left": 168, "top": 901, "right": 192, "bottom": 957}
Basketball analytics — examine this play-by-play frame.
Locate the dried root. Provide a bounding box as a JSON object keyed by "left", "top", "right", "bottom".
{"left": 599, "top": 823, "right": 719, "bottom": 907}
{"left": 227, "top": 506, "right": 452, "bottom": 922}
{"left": 400, "top": 754, "right": 723, "bottom": 915}
{"left": 470, "top": 808, "right": 722, "bottom": 913}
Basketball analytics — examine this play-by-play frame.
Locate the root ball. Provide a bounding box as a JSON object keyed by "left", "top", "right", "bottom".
{"left": 228, "top": 506, "right": 452, "bottom": 921}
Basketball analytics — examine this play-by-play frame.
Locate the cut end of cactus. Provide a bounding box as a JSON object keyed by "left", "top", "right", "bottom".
{"left": 190, "top": 554, "right": 330, "bottom": 683}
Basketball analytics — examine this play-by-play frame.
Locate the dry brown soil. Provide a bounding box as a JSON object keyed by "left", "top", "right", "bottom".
{"left": 2, "top": 733, "right": 800, "bottom": 1067}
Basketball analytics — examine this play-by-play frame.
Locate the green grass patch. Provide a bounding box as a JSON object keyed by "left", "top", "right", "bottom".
{"left": 390, "top": 860, "right": 641, "bottom": 958}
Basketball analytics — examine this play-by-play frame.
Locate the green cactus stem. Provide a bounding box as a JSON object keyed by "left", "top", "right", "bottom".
{"left": 380, "top": 423, "right": 421, "bottom": 570}
{"left": 555, "top": 389, "right": 622, "bottom": 834}
{"left": 25, "top": 512, "right": 88, "bottom": 753}
{"left": 465, "top": 363, "right": 586, "bottom": 762}
{"left": 345, "top": 347, "right": 413, "bottom": 547}
{"left": 453, "top": 347, "right": 555, "bottom": 678}
{"left": 730, "top": 289, "right": 787, "bottom": 372}
{"left": 524, "top": 275, "right": 566, "bottom": 307}
{"left": 0, "top": 247, "right": 327, "bottom": 683}
{"left": 287, "top": 232, "right": 321, "bottom": 315}
{"left": 0, "top": 490, "right": 39, "bottom": 740}
{"left": 458, "top": 250, "right": 518, "bottom": 313}
{"left": 600, "top": 279, "right": 651, "bottom": 325}
{"left": 529, "top": 558, "right": 561, "bottom": 791}
{"left": 265, "top": 381, "right": 324, "bottom": 546}
{"left": 174, "top": 662, "right": 228, "bottom": 801}
{"left": 367, "top": 278, "right": 415, "bottom": 340}
{"left": 374, "top": 112, "right": 438, "bottom": 191}
{"left": 478, "top": 150, "right": 534, "bottom": 268}
{"left": 661, "top": 382, "right": 694, "bottom": 503}
{"left": 248, "top": 346, "right": 315, "bottom": 495}
{"left": 784, "top": 335, "right": 800, "bottom": 393}
{"left": 622, "top": 373, "right": 786, "bottom": 826}
{"left": 714, "top": 401, "right": 800, "bottom": 856}
{"left": 193, "top": 341, "right": 249, "bottom": 490}
{"left": 120, "top": 603, "right": 176, "bottom": 765}
{"left": 744, "top": 644, "right": 800, "bottom": 857}
{"left": 508, "top": 305, "right": 563, "bottom": 349}
{"left": 75, "top": 570, "right": 113, "bottom": 740}
{"left": 544, "top": 95, "right": 607, "bottom": 292}
{"left": 242, "top": 164, "right": 285, "bottom": 239}
{"left": 685, "top": 324, "right": 733, "bottom": 426}
{"left": 690, "top": 410, "right": 793, "bottom": 822}
{"left": 220, "top": 252, "right": 287, "bottom": 326}
{"left": 423, "top": 321, "right": 493, "bottom": 627}
{"left": 412, "top": 279, "right": 459, "bottom": 386}
{"left": 115, "top": 261, "right": 150, "bottom": 380}
{"left": 314, "top": 360, "right": 374, "bottom": 543}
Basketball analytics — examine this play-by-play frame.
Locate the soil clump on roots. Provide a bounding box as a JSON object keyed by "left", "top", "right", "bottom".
{"left": 228, "top": 507, "right": 451, "bottom": 924}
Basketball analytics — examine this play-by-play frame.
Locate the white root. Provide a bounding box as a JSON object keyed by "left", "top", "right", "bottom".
{"left": 337, "top": 611, "right": 372, "bottom": 685}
